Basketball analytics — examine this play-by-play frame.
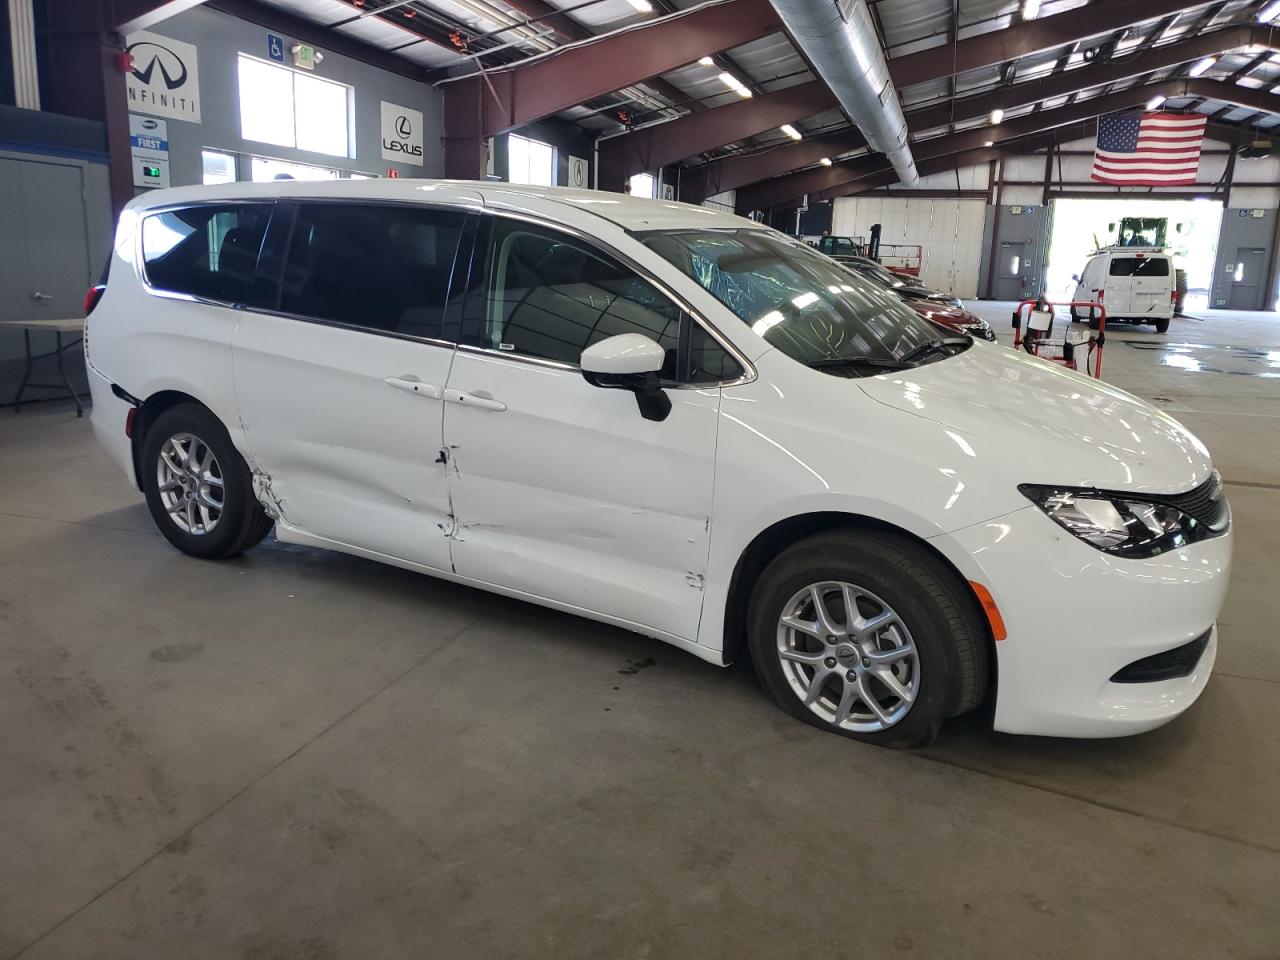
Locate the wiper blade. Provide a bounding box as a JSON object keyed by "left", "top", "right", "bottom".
{"left": 809, "top": 356, "right": 915, "bottom": 371}
{"left": 898, "top": 336, "right": 970, "bottom": 365}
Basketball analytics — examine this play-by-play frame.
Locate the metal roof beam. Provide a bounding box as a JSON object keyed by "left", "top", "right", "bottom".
{"left": 681, "top": 30, "right": 1267, "bottom": 202}
{"left": 736, "top": 77, "right": 1273, "bottom": 210}
{"left": 888, "top": 0, "right": 1214, "bottom": 88}
{"left": 497, "top": 0, "right": 696, "bottom": 112}
{"left": 598, "top": 80, "right": 836, "bottom": 186}
{"left": 113, "top": 0, "right": 207, "bottom": 33}
{"left": 442, "top": 0, "right": 781, "bottom": 178}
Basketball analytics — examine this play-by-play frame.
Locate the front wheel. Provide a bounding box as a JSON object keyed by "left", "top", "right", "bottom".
{"left": 747, "top": 530, "right": 990, "bottom": 748}
{"left": 141, "top": 403, "right": 273, "bottom": 559}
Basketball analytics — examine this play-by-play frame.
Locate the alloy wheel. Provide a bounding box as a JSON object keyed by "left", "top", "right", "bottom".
{"left": 156, "top": 433, "right": 224, "bottom": 536}
{"left": 776, "top": 581, "right": 920, "bottom": 733}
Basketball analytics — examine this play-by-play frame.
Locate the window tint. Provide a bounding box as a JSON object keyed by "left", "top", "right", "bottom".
{"left": 1109, "top": 257, "right": 1170, "bottom": 278}
{"left": 279, "top": 203, "right": 465, "bottom": 338}
{"left": 478, "top": 221, "right": 681, "bottom": 377}
{"left": 142, "top": 204, "right": 272, "bottom": 305}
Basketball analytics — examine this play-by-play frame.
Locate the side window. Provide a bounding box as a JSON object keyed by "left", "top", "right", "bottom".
{"left": 1109, "top": 258, "right": 1136, "bottom": 277}
{"left": 141, "top": 204, "right": 272, "bottom": 305}
{"left": 477, "top": 220, "right": 681, "bottom": 377}
{"left": 279, "top": 203, "right": 466, "bottom": 338}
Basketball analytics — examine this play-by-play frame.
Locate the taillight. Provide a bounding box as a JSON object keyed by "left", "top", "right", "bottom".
{"left": 1096, "top": 289, "right": 1104, "bottom": 302}
{"left": 1171, "top": 289, "right": 1177, "bottom": 305}
{"left": 84, "top": 284, "right": 106, "bottom": 316}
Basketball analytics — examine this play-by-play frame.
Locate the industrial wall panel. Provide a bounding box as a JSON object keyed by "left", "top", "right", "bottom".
{"left": 833, "top": 196, "right": 986, "bottom": 296}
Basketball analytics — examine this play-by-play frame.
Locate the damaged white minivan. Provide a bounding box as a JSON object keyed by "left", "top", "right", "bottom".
{"left": 86, "top": 181, "right": 1231, "bottom": 747}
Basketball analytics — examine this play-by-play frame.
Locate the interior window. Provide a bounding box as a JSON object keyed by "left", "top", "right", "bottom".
{"left": 142, "top": 204, "right": 272, "bottom": 305}
{"left": 279, "top": 203, "right": 465, "bottom": 337}
{"left": 479, "top": 221, "right": 681, "bottom": 376}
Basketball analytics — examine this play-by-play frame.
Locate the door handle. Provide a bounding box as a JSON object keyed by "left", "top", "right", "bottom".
{"left": 444, "top": 388, "right": 507, "bottom": 413}
{"left": 31, "top": 292, "right": 52, "bottom": 301}
{"left": 385, "top": 377, "right": 442, "bottom": 399}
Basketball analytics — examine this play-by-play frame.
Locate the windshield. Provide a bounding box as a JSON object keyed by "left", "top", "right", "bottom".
{"left": 640, "top": 229, "right": 952, "bottom": 368}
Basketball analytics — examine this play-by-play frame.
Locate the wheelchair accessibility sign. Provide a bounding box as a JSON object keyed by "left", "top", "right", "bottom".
{"left": 268, "top": 34, "right": 285, "bottom": 62}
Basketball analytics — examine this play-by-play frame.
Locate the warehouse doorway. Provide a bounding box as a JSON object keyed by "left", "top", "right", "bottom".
{"left": 1045, "top": 198, "right": 1223, "bottom": 311}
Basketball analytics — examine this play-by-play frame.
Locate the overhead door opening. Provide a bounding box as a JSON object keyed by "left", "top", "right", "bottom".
{"left": 1045, "top": 198, "right": 1222, "bottom": 312}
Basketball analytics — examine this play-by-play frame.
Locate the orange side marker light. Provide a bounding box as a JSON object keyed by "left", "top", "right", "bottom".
{"left": 969, "top": 581, "right": 1007, "bottom": 642}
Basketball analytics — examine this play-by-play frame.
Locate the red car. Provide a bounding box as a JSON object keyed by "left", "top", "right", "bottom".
{"left": 906, "top": 300, "right": 997, "bottom": 342}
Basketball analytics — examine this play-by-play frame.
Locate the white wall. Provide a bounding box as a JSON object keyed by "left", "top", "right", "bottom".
{"left": 702, "top": 190, "right": 735, "bottom": 213}
{"left": 833, "top": 195, "right": 986, "bottom": 297}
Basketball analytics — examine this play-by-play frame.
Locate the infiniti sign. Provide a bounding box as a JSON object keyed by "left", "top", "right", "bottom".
{"left": 125, "top": 30, "right": 201, "bottom": 122}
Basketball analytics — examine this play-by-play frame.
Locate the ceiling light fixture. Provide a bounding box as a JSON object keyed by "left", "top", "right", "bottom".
{"left": 626, "top": 0, "right": 653, "bottom": 11}
{"left": 1146, "top": 94, "right": 1168, "bottom": 110}
{"left": 1188, "top": 56, "right": 1216, "bottom": 77}
{"left": 719, "top": 72, "right": 753, "bottom": 97}
{"left": 1021, "top": 0, "right": 1041, "bottom": 19}
{"left": 780, "top": 124, "right": 802, "bottom": 140}
{"left": 983, "top": 140, "right": 994, "bottom": 147}
{"left": 989, "top": 108, "right": 1004, "bottom": 125}
{"left": 698, "top": 56, "right": 714, "bottom": 66}
{"left": 1259, "top": 0, "right": 1280, "bottom": 22}
{"left": 820, "top": 157, "right": 833, "bottom": 166}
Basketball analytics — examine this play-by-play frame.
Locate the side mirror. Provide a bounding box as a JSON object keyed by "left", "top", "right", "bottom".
{"left": 1071, "top": 273, "right": 1080, "bottom": 282}
{"left": 1108, "top": 222, "right": 1116, "bottom": 232}
{"left": 580, "top": 333, "right": 671, "bottom": 422}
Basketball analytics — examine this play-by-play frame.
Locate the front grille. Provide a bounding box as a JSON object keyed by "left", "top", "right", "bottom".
{"left": 1159, "top": 471, "right": 1228, "bottom": 532}
{"left": 1110, "top": 629, "right": 1212, "bottom": 684}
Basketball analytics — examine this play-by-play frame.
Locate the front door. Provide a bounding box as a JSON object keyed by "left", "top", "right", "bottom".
{"left": 233, "top": 201, "right": 471, "bottom": 572}
{"left": 994, "top": 241, "right": 1026, "bottom": 301}
{"left": 1228, "top": 247, "right": 1266, "bottom": 311}
{"left": 442, "top": 217, "right": 731, "bottom": 641}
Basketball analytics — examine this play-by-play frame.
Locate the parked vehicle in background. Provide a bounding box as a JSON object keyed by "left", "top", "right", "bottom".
{"left": 839, "top": 256, "right": 970, "bottom": 312}
{"left": 1072, "top": 249, "right": 1176, "bottom": 332}
{"left": 904, "top": 299, "right": 997, "bottom": 343}
{"left": 86, "top": 181, "right": 1229, "bottom": 747}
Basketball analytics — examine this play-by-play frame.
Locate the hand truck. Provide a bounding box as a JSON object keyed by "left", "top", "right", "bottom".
{"left": 1011, "top": 298, "right": 1107, "bottom": 379}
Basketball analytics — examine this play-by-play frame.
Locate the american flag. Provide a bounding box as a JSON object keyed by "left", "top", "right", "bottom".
{"left": 1091, "top": 112, "right": 1207, "bottom": 186}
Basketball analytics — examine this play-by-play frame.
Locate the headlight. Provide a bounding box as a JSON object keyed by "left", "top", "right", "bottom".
{"left": 1019, "top": 485, "right": 1218, "bottom": 558}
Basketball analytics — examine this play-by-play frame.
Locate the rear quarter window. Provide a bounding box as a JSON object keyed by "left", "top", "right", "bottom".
{"left": 141, "top": 204, "right": 273, "bottom": 305}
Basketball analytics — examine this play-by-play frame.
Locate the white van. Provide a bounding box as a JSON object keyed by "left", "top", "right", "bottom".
{"left": 85, "top": 180, "right": 1230, "bottom": 746}
{"left": 1072, "top": 249, "right": 1176, "bottom": 332}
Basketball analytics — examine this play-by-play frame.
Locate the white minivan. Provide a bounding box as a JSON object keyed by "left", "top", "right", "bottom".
{"left": 86, "top": 181, "right": 1231, "bottom": 746}
{"left": 1072, "top": 248, "right": 1177, "bottom": 332}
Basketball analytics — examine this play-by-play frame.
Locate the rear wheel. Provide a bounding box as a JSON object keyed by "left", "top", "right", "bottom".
{"left": 141, "top": 403, "right": 273, "bottom": 559}
{"left": 747, "top": 530, "right": 989, "bottom": 748}
{"left": 1154, "top": 317, "right": 1171, "bottom": 333}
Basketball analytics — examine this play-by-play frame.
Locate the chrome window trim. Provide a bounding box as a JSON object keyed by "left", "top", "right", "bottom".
{"left": 473, "top": 208, "right": 757, "bottom": 388}
{"left": 135, "top": 198, "right": 472, "bottom": 351}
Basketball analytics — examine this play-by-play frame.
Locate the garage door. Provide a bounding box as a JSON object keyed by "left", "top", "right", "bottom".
{"left": 832, "top": 197, "right": 986, "bottom": 298}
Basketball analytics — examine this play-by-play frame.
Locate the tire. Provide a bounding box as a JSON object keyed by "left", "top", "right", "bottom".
{"left": 141, "top": 403, "right": 273, "bottom": 559}
{"left": 1154, "top": 317, "right": 1170, "bottom": 333}
{"left": 747, "top": 529, "right": 989, "bottom": 748}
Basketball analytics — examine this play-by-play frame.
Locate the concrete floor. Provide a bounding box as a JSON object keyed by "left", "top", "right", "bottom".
{"left": 1, "top": 306, "right": 1278, "bottom": 959}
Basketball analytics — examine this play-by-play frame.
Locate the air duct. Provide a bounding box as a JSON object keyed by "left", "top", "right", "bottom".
{"left": 767, "top": 0, "right": 919, "bottom": 186}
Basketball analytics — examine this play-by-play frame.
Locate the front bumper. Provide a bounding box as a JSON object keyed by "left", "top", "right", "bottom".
{"left": 937, "top": 504, "right": 1231, "bottom": 738}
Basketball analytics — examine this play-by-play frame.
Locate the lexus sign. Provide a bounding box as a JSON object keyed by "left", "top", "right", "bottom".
{"left": 125, "top": 30, "right": 201, "bottom": 123}
{"left": 380, "top": 101, "right": 424, "bottom": 167}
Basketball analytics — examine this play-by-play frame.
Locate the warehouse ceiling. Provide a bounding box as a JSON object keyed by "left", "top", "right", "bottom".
{"left": 233, "top": 0, "right": 1280, "bottom": 203}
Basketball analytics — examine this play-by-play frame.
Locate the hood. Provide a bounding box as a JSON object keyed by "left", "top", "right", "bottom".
{"left": 857, "top": 342, "right": 1213, "bottom": 495}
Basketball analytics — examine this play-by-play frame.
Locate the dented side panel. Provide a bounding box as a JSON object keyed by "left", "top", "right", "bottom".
{"left": 443, "top": 351, "right": 720, "bottom": 642}
{"left": 232, "top": 314, "right": 456, "bottom": 572}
